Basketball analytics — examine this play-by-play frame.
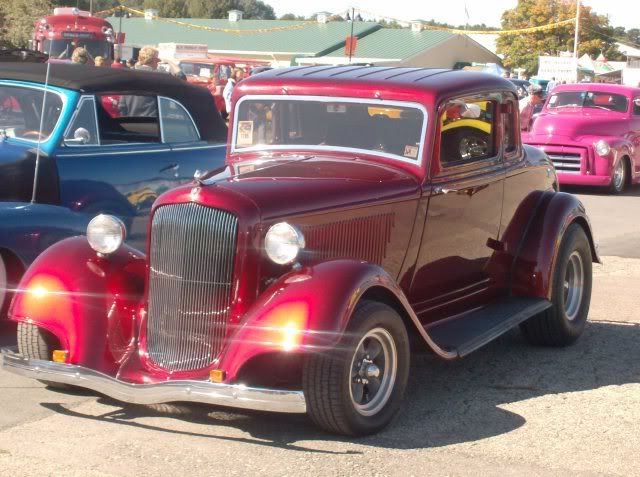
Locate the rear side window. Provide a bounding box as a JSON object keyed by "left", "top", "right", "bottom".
{"left": 95, "top": 94, "right": 160, "bottom": 144}
{"left": 159, "top": 97, "right": 200, "bottom": 143}
{"left": 439, "top": 96, "right": 497, "bottom": 167}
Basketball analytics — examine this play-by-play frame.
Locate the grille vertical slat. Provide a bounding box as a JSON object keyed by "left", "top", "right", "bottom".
{"left": 146, "top": 203, "right": 238, "bottom": 372}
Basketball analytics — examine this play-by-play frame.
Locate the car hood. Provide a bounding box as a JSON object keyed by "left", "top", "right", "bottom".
{"left": 158, "top": 155, "right": 421, "bottom": 221}
{"left": 526, "top": 109, "right": 628, "bottom": 142}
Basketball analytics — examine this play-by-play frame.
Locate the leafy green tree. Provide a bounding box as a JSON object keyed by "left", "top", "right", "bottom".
{"left": 496, "top": 0, "right": 621, "bottom": 76}
{"left": 0, "top": 0, "right": 52, "bottom": 48}
{"left": 279, "top": 13, "right": 305, "bottom": 21}
{"left": 143, "top": 0, "right": 187, "bottom": 18}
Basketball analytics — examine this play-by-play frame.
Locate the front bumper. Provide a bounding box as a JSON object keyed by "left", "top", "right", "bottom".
{"left": 0, "top": 346, "right": 306, "bottom": 414}
{"left": 556, "top": 172, "right": 611, "bottom": 187}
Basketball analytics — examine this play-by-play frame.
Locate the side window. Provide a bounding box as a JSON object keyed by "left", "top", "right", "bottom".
{"left": 95, "top": 94, "right": 160, "bottom": 144}
{"left": 439, "top": 96, "right": 497, "bottom": 168}
{"left": 634, "top": 97, "right": 640, "bottom": 115}
{"left": 64, "top": 97, "right": 99, "bottom": 146}
{"left": 159, "top": 97, "right": 200, "bottom": 143}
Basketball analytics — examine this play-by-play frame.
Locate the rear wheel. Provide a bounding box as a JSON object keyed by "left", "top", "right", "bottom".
{"left": 520, "top": 223, "right": 592, "bottom": 346}
{"left": 608, "top": 158, "right": 628, "bottom": 194}
{"left": 17, "top": 322, "right": 70, "bottom": 390}
{"left": 303, "top": 301, "right": 410, "bottom": 436}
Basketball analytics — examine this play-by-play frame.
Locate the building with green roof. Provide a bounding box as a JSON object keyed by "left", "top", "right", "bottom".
{"left": 109, "top": 13, "right": 501, "bottom": 69}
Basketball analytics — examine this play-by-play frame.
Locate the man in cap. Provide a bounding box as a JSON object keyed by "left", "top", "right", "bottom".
{"left": 519, "top": 84, "right": 544, "bottom": 131}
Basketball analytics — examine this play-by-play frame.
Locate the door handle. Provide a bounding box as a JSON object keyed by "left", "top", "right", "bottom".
{"left": 159, "top": 163, "right": 179, "bottom": 173}
{"left": 433, "top": 186, "right": 458, "bottom": 195}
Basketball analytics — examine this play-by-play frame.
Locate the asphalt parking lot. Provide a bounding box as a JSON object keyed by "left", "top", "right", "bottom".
{"left": 0, "top": 186, "right": 639, "bottom": 476}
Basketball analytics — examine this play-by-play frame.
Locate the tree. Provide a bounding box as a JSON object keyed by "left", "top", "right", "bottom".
{"left": 279, "top": 13, "right": 305, "bottom": 21}
{"left": 183, "top": 0, "right": 275, "bottom": 19}
{"left": 0, "top": 0, "right": 52, "bottom": 48}
{"left": 143, "top": 0, "right": 187, "bottom": 18}
{"left": 496, "top": 0, "right": 621, "bottom": 76}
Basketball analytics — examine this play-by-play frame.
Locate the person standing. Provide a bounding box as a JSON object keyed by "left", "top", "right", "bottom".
{"left": 546, "top": 76, "right": 557, "bottom": 93}
{"left": 520, "top": 85, "right": 544, "bottom": 131}
{"left": 71, "top": 47, "right": 89, "bottom": 65}
{"left": 223, "top": 68, "right": 245, "bottom": 117}
{"left": 94, "top": 56, "right": 105, "bottom": 67}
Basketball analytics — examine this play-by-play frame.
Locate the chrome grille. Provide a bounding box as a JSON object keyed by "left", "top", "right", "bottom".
{"left": 548, "top": 153, "right": 582, "bottom": 174}
{"left": 146, "top": 203, "right": 238, "bottom": 372}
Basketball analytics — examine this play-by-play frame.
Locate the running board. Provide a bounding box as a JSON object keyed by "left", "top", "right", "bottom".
{"left": 425, "top": 297, "right": 552, "bottom": 358}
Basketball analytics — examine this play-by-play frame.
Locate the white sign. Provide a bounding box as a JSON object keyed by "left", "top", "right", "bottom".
{"left": 537, "top": 56, "right": 577, "bottom": 82}
{"left": 158, "top": 43, "right": 208, "bottom": 61}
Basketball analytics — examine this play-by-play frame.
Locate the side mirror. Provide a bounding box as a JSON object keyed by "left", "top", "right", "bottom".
{"left": 64, "top": 127, "right": 91, "bottom": 146}
{"left": 634, "top": 98, "right": 640, "bottom": 107}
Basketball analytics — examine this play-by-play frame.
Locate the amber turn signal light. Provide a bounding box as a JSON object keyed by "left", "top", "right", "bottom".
{"left": 209, "top": 369, "right": 226, "bottom": 383}
{"left": 52, "top": 350, "right": 68, "bottom": 363}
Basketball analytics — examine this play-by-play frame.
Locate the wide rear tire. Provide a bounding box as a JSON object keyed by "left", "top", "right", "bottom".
{"left": 520, "top": 223, "right": 592, "bottom": 346}
{"left": 303, "top": 301, "right": 410, "bottom": 436}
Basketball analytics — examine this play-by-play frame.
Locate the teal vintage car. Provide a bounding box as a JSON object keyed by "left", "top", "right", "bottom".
{"left": 0, "top": 62, "right": 227, "bottom": 317}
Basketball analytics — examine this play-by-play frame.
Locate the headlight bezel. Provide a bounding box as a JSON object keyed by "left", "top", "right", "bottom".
{"left": 86, "top": 214, "right": 126, "bottom": 256}
{"left": 264, "top": 222, "right": 305, "bottom": 265}
{"left": 595, "top": 139, "right": 611, "bottom": 157}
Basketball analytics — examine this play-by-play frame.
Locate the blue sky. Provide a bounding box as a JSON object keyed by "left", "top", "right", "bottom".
{"left": 269, "top": 0, "right": 638, "bottom": 30}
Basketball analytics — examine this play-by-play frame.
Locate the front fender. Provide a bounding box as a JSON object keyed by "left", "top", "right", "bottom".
{"left": 0, "top": 202, "right": 89, "bottom": 267}
{"left": 218, "top": 260, "right": 429, "bottom": 381}
{"left": 505, "top": 191, "right": 599, "bottom": 299}
{"left": 9, "top": 237, "right": 146, "bottom": 375}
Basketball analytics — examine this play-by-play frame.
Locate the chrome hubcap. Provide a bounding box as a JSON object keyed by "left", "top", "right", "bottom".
{"left": 349, "top": 328, "right": 397, "bottom": 416}
{"left": 563, "top": 251, "right": 584, "bottom": 321}
{"left": 613, "top": 161, "right": 625, "bottom": 190}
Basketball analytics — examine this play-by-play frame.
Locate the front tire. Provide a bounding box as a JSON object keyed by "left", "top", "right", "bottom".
{"left": 520, "top": 223, "right": 592, "bottom": 346}
{"left": 303, "top": 301, "right": 410, "bottom": 436}
{"left": 17, "top": 323, "right": 70, "bottom": 389}
{"left": 0, "top": 254, "right": 7, "bottom": 317}
{"left": 608, "top": 158, "right": 628, "bottom": 194}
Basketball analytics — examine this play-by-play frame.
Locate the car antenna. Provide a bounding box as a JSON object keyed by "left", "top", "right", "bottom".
{"left": 31, "top": 61, "right": 52, "bottom": 204}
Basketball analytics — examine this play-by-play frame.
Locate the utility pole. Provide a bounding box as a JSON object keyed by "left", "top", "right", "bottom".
{"left": 573, "top": 0, "right": 581, "bottom": 81}
{"left": 348, "top": 7, "right": 355, "bottom": 64}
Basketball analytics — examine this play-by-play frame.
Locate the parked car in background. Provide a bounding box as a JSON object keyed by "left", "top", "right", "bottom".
{"left": 522, "top": 83, "right": 640, "bottom": 193}
{"left": 178, "top": 56, "right": 269, "bottom": 115}
{"left": 0, "top": 63, "right": 227, "bottom": 317}
{"left": 2, "top": 67, "right": 597, "bottom": 436}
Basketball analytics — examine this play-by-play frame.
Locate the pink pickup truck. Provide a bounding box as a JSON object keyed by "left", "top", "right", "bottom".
{"left": 522, "top": 83, "right": 640, "bottom": 194}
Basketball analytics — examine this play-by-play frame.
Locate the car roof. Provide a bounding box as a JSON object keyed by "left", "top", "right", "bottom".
{"left": 551, "top": 83, "right": 640, "bottom": 96}
{"left": 239, "top": 66, "right": 517, "bottom": 103}
{"left": 0, "top": 62, "right": 227, "bottom": 142}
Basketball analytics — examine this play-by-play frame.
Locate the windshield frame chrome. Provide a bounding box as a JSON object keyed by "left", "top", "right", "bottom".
{"left": 230, "top": 94, "right": 429, "bottom": 167}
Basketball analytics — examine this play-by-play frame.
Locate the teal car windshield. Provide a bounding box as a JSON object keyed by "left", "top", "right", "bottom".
{"left": 0, "top": 85, "right": 64, "bottom": 142}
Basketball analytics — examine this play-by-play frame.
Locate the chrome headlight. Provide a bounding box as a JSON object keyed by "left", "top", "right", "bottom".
{"left": 87, "top": 214, "right": 126, "bottom": 255}
{"left": 265, "top": 222, "right": 305, "bottom": 265}
{"left": 595, "top": 139, "right": 611, "bottom": 157}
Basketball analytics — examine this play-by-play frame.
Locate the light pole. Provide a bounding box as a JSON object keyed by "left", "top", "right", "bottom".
{"left": 573, "top": 0, "right": 581, "bottom": 81}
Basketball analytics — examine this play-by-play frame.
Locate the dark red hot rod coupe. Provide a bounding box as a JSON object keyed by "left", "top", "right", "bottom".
{"left": 1, "top": 67, "right": 597, "bottom": 436}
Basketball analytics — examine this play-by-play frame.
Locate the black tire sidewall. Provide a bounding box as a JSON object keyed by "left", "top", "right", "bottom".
{"left": 335, "top": 302, "right": 410, "bottom": 435}
{"left": 550, "top": 224, "right": 592, "bottom": 340}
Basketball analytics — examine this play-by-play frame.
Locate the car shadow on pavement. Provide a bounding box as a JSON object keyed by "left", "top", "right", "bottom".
{"left": 33, "top": 319, "right": 640, "bottom": 451}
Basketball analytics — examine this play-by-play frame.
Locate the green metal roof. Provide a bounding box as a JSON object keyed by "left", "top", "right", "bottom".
{"left": 107, "top": 17, "right": 380, "bottom": 56}
{"left": 323, "top": 28, "right": 456, "bottom": 60}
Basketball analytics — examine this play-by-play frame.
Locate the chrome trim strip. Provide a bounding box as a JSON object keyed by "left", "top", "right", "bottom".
{"left": 230, "top": 94, "right": 429, "bottom": 167}
{"left": 56, "top": 147, "right": 171, "bottom": 157}
{"left": 0, "top": 346, "right": 306, "bottom": 414}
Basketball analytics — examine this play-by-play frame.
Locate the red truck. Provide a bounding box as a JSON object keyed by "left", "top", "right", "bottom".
{"left": 32, "top": 7, "right": 115, "bottom": 63}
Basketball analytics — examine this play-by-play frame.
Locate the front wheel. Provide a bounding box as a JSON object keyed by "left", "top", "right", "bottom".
{"left": 608, "top": 159, "right": 628, "bottom": 194}
{"left": 303, "top": 301, "right": 410, "bottom": 436}
{"left": 520, "top": 223, "right": 592, "bottom": 346}
{"left": 17, "top": 323, "right": 71, "bottom": 389}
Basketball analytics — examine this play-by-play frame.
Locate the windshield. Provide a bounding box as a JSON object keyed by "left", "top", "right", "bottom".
{"left": 44, "top": 39, "right": 111, "bottom": 60}
{"left": 233, "top": 98, "right": 425, "bottom": 162}
{"left": 181, "top": 62, "right": 233, "bottom": 81}
{"left": 0, "top": 85, "right": 63, "bottom": 142}
{"left": 547, "top": 91, "right": 628, "bottom": 113}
